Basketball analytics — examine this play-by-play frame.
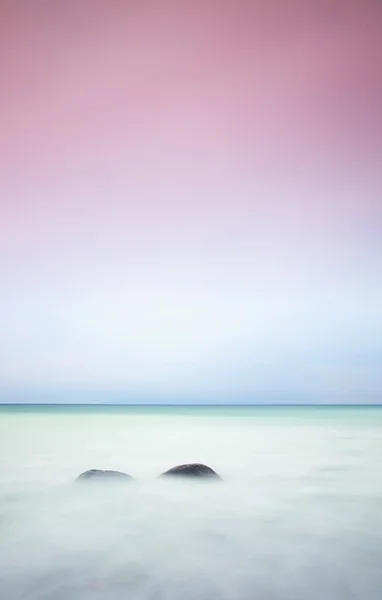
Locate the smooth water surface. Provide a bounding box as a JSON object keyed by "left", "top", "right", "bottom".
{"left": 0, "top": 405, "right": 382, "bottom": 599}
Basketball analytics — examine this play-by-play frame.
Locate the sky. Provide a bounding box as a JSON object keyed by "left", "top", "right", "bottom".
{"left": 1, "top": 0, "right": 381, "bottom": 404}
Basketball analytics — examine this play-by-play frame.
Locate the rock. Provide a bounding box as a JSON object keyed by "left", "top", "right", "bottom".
{"left": 159, "top": 463, "right": 222, "bottom": 479}
{"left": 75, "top": 469, "right": 134, "bottom": 482}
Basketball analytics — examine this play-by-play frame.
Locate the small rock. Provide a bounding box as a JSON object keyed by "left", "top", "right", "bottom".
{"left": 159, "top": 463, "right": 222, "bottom": 479}
{"left": 75, "top": 469, "right": 134, "bottom": 482}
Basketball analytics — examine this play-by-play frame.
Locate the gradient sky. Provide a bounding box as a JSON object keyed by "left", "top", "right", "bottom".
{"left": 1, "top": 0, "right": 381, "bottom": 403}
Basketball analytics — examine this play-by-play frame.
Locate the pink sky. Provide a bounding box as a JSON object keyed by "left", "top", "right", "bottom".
{"left": 1, "top": 1, "right": 381, "bottom": 402}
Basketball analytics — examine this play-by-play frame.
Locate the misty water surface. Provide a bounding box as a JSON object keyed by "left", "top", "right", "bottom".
{"left": 0, "top": 406, "right": 382, "bottom": 600}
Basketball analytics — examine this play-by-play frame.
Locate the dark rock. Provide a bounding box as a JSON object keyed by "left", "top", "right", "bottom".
{"left": 75, "top": 469, "right": 134, "bottom": 482}
{"left": 159, "top": 463, "right": 222, "bottom": 480}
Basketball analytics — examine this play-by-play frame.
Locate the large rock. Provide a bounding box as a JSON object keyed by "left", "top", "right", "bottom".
{"left": 159, "top": 463, "right": 222, "bottom": 479}
{"left": 75, "top": 469, "right": 134, "bottom": 482}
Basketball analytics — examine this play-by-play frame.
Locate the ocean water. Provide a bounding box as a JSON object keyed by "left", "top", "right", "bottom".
{"left": 0, "top": 405, "right": 382, "bottom": 600}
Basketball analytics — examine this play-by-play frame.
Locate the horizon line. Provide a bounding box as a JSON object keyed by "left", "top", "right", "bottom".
{"left": 1, "top": 403, "right": 382, "bottom": 408}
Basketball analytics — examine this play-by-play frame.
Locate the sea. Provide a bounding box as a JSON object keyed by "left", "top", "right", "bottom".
{"left": 0, "top": 404, "right": 382, "bottom": 600}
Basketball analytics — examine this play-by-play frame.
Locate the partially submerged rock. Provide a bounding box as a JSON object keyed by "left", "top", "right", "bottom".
{"left": 159, "top": 463, "right": 222, "bottom": 480}
{"left": 75, "top": 469, "right": 134, "bottom": 483}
